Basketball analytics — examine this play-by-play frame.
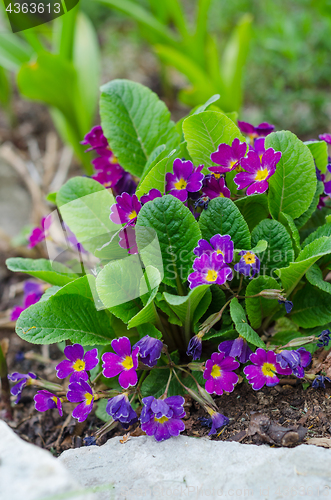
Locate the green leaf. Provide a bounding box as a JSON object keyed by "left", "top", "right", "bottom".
{"left": 235, "top": 194, "right": 269, "bottom": 232}
{"left": 73, "top": 12, "right": 100, "bottom": 129}
{"left": 203, "top": 327, "right": 236, "bottom": 341}
{"left": 245, "top": 276, "right": 281, "bottom": 329}
{"left": 137, "top": 323, "right": 162, "bottom": 340}
{"left": 265, "top": 131, "right": 316, "bottom": 220}
{"left": 46, "top": 192, "right": 57, "bottom": 204}
{"left": 136, "top": 195, "right": 201, "bottom": 288}
{"left": 294, "top": 181, "right": 324, "bottom": 230}
{"left": 95, "top": 399, "right": 109, "bottom": 422}
{"left": 15, "top": 276, "right": 115, "bottom": 345}
{"left": 141, "top": 366, "right": 183, "bottom": 398}
{"left": 194, "top": 94, "right": 221, "bottom": 114}
{"left": 0, "top": 32, "right": 33, "bottom": 71}
{"left": 199, "top": 197, "right": 251, "bottom": 249}
{"left": 135, "top": 151, "right": 176, "bottom": 199}
{"left": 276, "top": 236, "right": 331, "bottom": 294}
{"left": 100, "top": 79, "right": 179, "bottom": 177}
{"left": 128, "top": 267, "right": 161, "bottom": 328}
{"left": 155, "top": 293, "right": 182, "bottom": 326}
{"left": 279, "top": 212, "right": 301, "bottom": 258}
{"left": 6, "top": 258, "right": 78, "bottom": 286}
{"left": 56, "top": 177, "right": 117, "bottom": 255}
{"left": 305, "top": 140, "right": 328, "bottom": 174}
{"left": 182, "top": 111, "right": 245, "bottom": 173}
{"left": 306, "top": 264, "right": 331, "bottom": 295}
{"left": 302, "top": 223, "right": 331, "bottom": 248}
{"left": 96, "top": 255, "right": 145, "bottom": 323}
{"left": 251, "top": 219, "right": 294, "bottom": 275}
{"left": 229, "top": 297, "right": 265, "bottom": 348}
{"left": 163, "top": 285, "right": 211, "bottom": 331}
{"left": 250, "top": 240, "right": 268, "bottom": 255}
{"left": 291, "top": 284, "right": 331, "bottom": 328}
{"left": 39, "top": 286, "right": 61, "bottom": 302}
{"left": 140, "top": 144, "right": 167, "bottom": 182}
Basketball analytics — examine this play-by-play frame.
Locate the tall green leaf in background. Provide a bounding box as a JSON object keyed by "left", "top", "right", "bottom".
{"left": 100, "top": 79, "right": 179, "bottom": 177}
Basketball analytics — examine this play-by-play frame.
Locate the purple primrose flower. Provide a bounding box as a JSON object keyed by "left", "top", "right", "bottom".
{"left": 81, "top": 125, "right": 108, "bottom": 153}
{"left": 250, "top": 137, "right": 266, "bottom": 158}
{"left": 92, "top": 163, "right": 124, "bottom": 189}
{"left": 276, "top": 348, "right": 311, "bottom": 378}
{"left": 193, "top": 234, "right": 234, "bottom": 263}
{"left": 133, "top": 335, "right": 163, "bottom": 367}
{"left": 165, "top": 159, "right": 204, "bottom": 202}
{"left": 218, "top": 337, "right": 253, "bottom": 364}
{"left": 28, "top": 216, "right": 52, "bottom": 248}
{"left": 8, "top": 372, "right": 37, "bottom": 403}
{"left": 110, "top": 193, "right": 141, "bottom": 226}
{"left": 243, "top": 349, "right": 292, "bottom": 390}
{"left": 118, "top": 227, "right": 138, "bottom": 254}
{"left": 207, "top": 409, "right": 229, "bottom": 435}
{"left": 278, "top": 299, "right": 293, "bottom": 314}
{"left": 140, "top": 395, "right": 186, "bottom": 441}
{"left": 55, "top": 344, "right": 98, "bottom": 382}
{"left": 67, "top": 379, "right": 94, "bottom": 422}
{"left": 209, "top": 138, "right": 247, "bottom": 174}
{"left": 11, "top": 281, "right": 43, "bottom": 321}
{"left": 312, "top": 375, "right": 331, "bottom": 389}
{"left": 188, "top": 252, "right": 233, "bottom": 289}
{"left": 238, "top": 121, "right": 274, "bottom": 139}
{"left": 204, "top": 352, "right": 239, "bottom": 395}
{"left": 317, "top": 329, "right": 331, "bottom": 348}
{"left": 34, "top": 390, "right": 63, "bottom": 416}
{"left": 319, "top": 133, "right": 331, "bottom": 145}
{"left": 140, "top": 189, "right": 162, "bottom": 204}
{"left": 234, "top": 250, "right": 260, "bottom": 278}
{"left": 202, "top": 175, "right": 231, "bottom": 199}
{"left": 102, "top": 337, "right": 139, "bottom": 389}
{"left": 234, "top": 148, "right": 281, "bottom": 195}
{"left": 186, "top": 333, "right": 203, "bottom": 360}
{"left": 106, "top": 393, "right": 137, "bottom": 429}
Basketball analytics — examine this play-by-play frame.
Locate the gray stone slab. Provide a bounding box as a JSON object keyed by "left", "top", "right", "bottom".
{"left": 59, "top": 435, "right": 331, "bottom": 500}
{"left": 0, "top": 421, "right": 92, "bottom": 500}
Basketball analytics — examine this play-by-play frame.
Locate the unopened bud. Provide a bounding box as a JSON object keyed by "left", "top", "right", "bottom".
{"left": 259, "top": 289, "right": 284, "bottom": 300}
{"left": 187, "top": 362, "right": 204, "bottom": 372}
{"left": 285, "top": 335, "right": 315, "bottom": 348}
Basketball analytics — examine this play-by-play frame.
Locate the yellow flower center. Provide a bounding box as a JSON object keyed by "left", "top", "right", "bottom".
{"left": 128, "top": 210, "right": 137, "bottom": 220}
{"left": 73, "top": 359, "right": 85, "bottom": 372}
{"left": 214, "top": 173, "right": 221, "bottom": 179}
{"left": 219, "top": 192, "right": 225, "bottom": 197}
{"left": 110, "top": 155, "right": 119, "bottom": 164}
{"left": 51, "top": 396, "right": 58, "bottom": 404}
{"left": 211, "top": 364, "right": 221, "bottom": 378}
{"left": 216, "top": 249, "right": 224, "bottom": 255}
{"left": 174, "top": 178, "right": 187, "bottom": 190}
{"left": 243, "top": 252, "right": 256, "bottom": 265}
{"left": 154, "top": 415, "right": 169, "bottom": 424}
{"left": 122, "top": 355, "right": 134, "bottom": 370}
{"left": 205, "top": 269, "right": 218, "bottom": 282}
{"left": 85, "top": 392, "right": 93, "bottom": 405}
{"left": 255, "top": 168, "right": 268, "bottom": 181}
{"left": 261, "top": 362, "right": 276, "bottom": 377}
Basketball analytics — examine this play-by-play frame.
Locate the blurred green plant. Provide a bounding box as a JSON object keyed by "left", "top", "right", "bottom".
{"left": 97, "top": 0, "right": 252, "bottom": 112}
{"left": 0, "top": 4, "right": 100, "bottom": 174}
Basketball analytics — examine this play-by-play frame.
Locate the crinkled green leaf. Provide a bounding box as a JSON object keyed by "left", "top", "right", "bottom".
{"left": 294, "top": 181, "right": 324, "bottom": 230}
{"left": 245, "top": 276, "right": 281, "bottom": 329}
{"left": 136, "top": 195, "right": 201, "bottom": 288}
{"left": 279, "top": 212, "right": 301, "bottom": 258}
{"left": 100, "top": 79, "right": 179, "bottom": 177}
{"left": 163, "top": 285, "right": 210, "bottom": 331}
{"left": 229, "top": 297, "right": 265, "bottom": 348}
{"left": 96, "top": 255, "right": 145, "bottom": 323}
{"left": 6, "top": 258, "right": 78, "bottom": 286}
{"left": 251, "top": 219, "right": 294, "bottom": 275}
{"left": 306, "top": 264, "right": 331, "bottom": 295}
{"left": 15, "top": 276, "right": 115, "bottom": 345}
{"left": 276, "top": 236, "right": 331, "bottom": 294}
{"left": 199, "top": 197, "right": 251, "bottom": 249}
{"left": 235, "top": 194, "right": 269, "bottom": 232}
{"left": 305, "top": 140, "right": 328, "bottom": 174}
{"left": 57, "top": 176, "right": 117, "bottom": 256}
{"left": 155, "top": 293, "right": 182, "bottom": 326}
{"left": 302, "top": 223, "right": 331, "bottom": 248}
{"left": 182, "top": 110, "right": 245, "bottom": 173}
{"left": 136, "top": 150, "right": 176, "bottom": 199}
{"left": 291, "top": 284, "right": 331, "bottom": 328}
{"left": 266, "top": 131, "right": 316, "bottom": 220}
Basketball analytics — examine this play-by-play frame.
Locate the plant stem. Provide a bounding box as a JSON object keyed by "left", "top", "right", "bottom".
{"left": 0, "top": 343, "right": 12, "bottom": 420}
